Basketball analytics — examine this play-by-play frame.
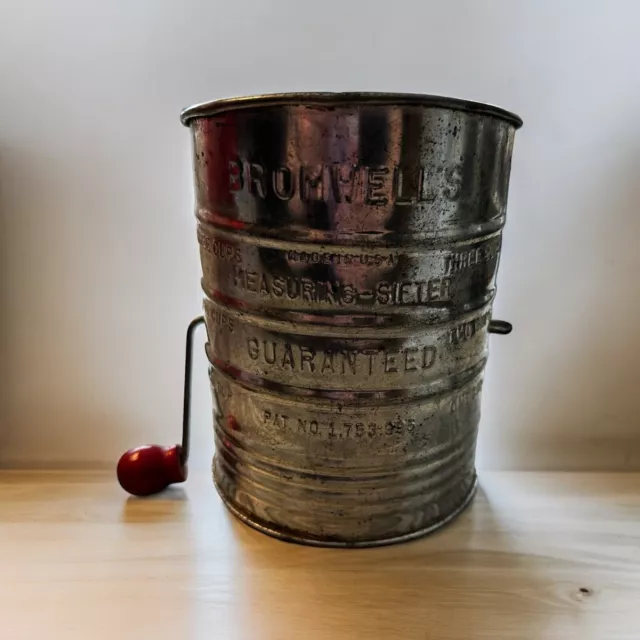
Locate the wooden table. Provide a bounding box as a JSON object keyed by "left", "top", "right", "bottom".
{"left": 1, "top": 471, "right": 638, "bottom": 639}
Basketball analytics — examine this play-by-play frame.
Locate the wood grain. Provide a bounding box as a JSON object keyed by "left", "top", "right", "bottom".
{"left": 0, "top": 471, "right": 639, "bottom": 639}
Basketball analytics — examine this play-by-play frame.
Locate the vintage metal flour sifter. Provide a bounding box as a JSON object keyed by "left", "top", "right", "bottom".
{"left": 118, "top": 92, "right": 522, "bottom": 547}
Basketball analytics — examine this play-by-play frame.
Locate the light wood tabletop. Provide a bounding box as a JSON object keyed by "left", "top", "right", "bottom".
{"left": 0, "top": 471, "right": 638, "bottom": 639}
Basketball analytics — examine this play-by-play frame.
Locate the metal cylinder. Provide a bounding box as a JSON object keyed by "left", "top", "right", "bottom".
{"left": 181, "top": 92, "right": 522, "bottom": 547}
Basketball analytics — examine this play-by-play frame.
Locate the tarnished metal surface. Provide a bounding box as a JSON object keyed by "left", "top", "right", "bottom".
{"left": 181, "top": 92, "right": 522, "bottom": 546}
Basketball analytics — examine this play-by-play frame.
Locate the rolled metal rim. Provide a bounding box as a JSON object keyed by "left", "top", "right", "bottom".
{"left": 213, "top": 468, "right": 478, "bottom": 548}
{"left": 179, "top": 91, "right": 523, "bottom": 129}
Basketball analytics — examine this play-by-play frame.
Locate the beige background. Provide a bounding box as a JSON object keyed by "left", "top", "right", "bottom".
{"left": 0, "top": 0, "right": 639, "bottom": 471}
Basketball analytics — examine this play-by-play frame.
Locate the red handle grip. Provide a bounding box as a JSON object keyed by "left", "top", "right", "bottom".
{"left": 117, "top": 317, "right": 204, "bottom": 498}
{"left": 117, "top": 444, "right": 186, "bottom": 496}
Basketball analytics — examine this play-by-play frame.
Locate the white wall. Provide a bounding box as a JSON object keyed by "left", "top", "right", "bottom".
{"left": 0, "top": 0, "right": 639, "bottom": 471}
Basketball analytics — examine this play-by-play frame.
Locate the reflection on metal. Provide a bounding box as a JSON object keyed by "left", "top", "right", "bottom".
{"left": 182, "top": 92, "right": 522, "bottom": 547}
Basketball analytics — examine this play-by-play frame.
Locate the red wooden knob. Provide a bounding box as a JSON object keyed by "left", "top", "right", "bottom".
{"left": 117, "top": 444, "right": 187, "bottom": 496}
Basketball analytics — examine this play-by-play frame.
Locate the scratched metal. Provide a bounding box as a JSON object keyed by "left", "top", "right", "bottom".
{"left": 181, "top": 92, "right": 522, "bottom": 547}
